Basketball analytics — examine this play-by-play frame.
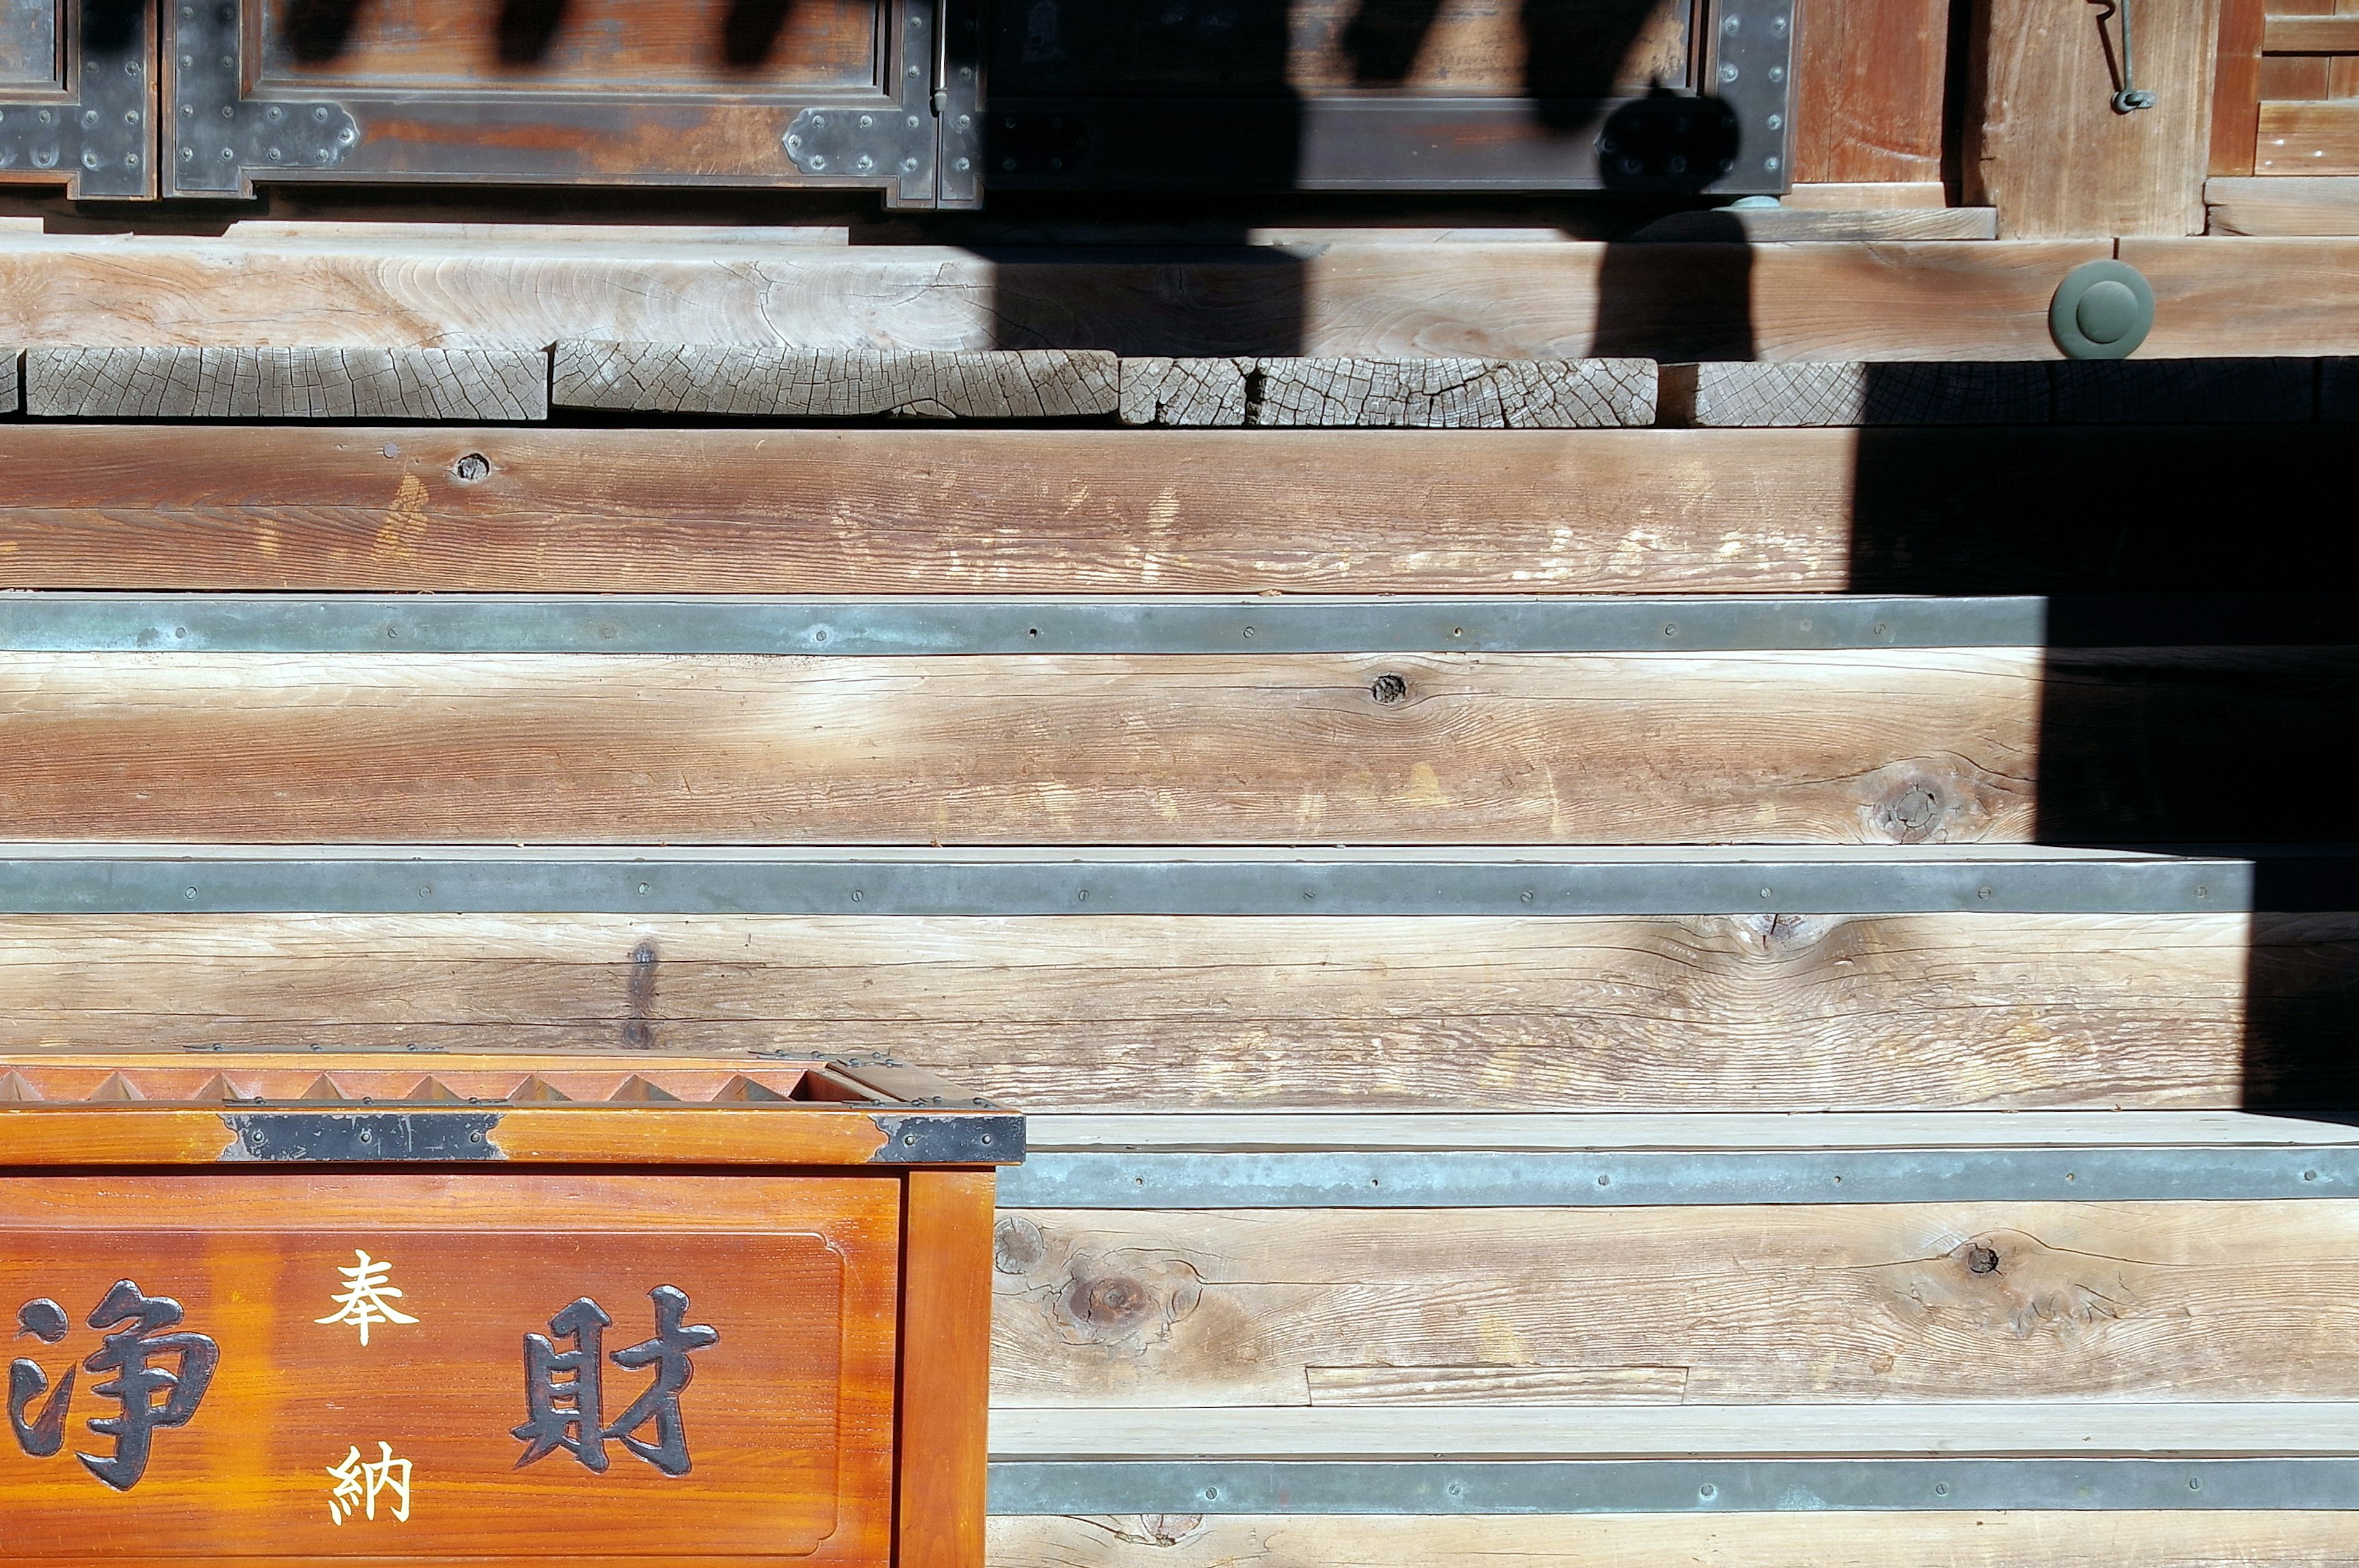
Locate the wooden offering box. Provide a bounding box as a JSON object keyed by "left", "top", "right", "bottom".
{"left": 0, "top": 1053, "right": 1020, "bottom": 1568}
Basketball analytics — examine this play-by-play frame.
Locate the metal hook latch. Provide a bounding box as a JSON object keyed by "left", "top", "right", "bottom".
{"left": 2111, "top": 0, "right": 2158, "bottom": 113}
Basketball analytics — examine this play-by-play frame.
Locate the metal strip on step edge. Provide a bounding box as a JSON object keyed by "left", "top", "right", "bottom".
{"left": 985, "top": 1457, "right": 2359, "bottom": 1514}
{"left": 997, "top": 1145, "right": 2359, "bottom": 1209}
{"left": 0, "top": 854, "right": 2245, "bottom": 916}
{"left": 0, "top": 595, "right": 2047, "bottom": 655}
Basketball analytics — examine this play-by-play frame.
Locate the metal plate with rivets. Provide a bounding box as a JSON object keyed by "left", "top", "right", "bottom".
{"left": 165, "top": 0, "right": 358, "bottom": 197}
{"left": 0, "top": 1, "right": 153, "bottom": 199}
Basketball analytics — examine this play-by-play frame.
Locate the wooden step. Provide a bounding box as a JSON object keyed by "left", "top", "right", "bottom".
{"left": 5, "top": 424, "right": 2353, "bottom": 598}
{"left": 4, "top": 592, "right": 2354, "bottom": 846}
{"left": 990, "top": 1511, "right": 2359, "bottom": 1568}
{"left": 0, "top": 846, "right": 2339, "bottom": 1113}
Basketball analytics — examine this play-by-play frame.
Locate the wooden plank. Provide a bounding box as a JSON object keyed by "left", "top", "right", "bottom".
{"left": 22, "top": 348, "right": 547, "bottom": 421}
{"left": 2206, "top": 174, "right": 2359, "bottom": 232}
{"left": 2121, "top": 237, "right": 2359, "bottom": 354}
{"left": 0, "top": 425, "right": 1863, "bottom": 596}
{"left": 1966, "top": 0, "right": 2223, "bottom": 236}
{"left": 1784, "top": 183, "right": 1951, "bottom": 209}
{"left": 7, "top": 424, "right": 2358, "bottom": 598}
{"left": 1025, "top": 1111, "right": 2359, "bottom": 1150}
{"left": 0, "top": 911, "right": 2263, "bottom": 1109}
{"left": 1658, "top": 362, "right": 2052, "bottom": 427}
{"left": 2264, "top": 14, "right": 2359, "bottom": 49}
{"left": 987, "top": 1511, "right": 2359, "bottom": 1568}
{"left": 2049, "top": 357, "right": 2320, "bottom": 421}
{"left": 550, "top": 345, "right": 1120, "bottom": 420}
{"left": 0, "top": 236, "right": 2111, "bottom": 362}
{"left": 2213, "top": 0, "right": 2271, "bottom": 177}
{"left": 2259, "top": 99, "right": 2359, "bottom": 170}
{"left": 1243, "top": 359, "right": 1656, "bottom": 429}
{"left": 1790, "top": 0, "right": 1952, "bottom": 185}
{"left": 0, "top": 648, "right": 2044, "bottom": 844}
{"left": 987, "top": 1204, "right": 2359, "bottom": 1410}
{"left": 902, "top": 1171, "right": 997, "bottom": 1568}
{"left": 1623, "top": 208, "right": 2000, "bottom": 241}
{"left": 990, "top": 1402, "right": 2359, "bottom": 1453}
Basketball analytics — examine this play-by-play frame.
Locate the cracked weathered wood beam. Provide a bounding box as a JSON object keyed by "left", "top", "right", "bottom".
{"left": 552, "top": 343, "right": 1120, "bottom": 420}
{"left": 1121, "top": 358, "right": 1656, "bottom": 428}
{"left": 23, "top": 348, "right": 548, "bottom": 421}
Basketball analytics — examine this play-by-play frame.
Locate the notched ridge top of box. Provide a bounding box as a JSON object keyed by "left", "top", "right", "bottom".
{"left": 0, "top": 1051, "right": 1025, "bottom": 1168}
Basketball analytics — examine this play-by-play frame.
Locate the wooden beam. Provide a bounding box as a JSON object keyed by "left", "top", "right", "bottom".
{"left": 1966, "top": 0, "right": 2223, "bottom": 236}
{"left": 0, "top": 648, "right": 2044, "bottom": 844}
{"left": 0, "top": 911, "right": 2278, "bottom": 1109}
{"left": 22, "top": 347, "right": 549, "bottom": 421}
{"left": 987, "top": 1511, "right": 2359, "bottom": 1567}
{"left": 0, "top": 235, "right": 2108, "bottom": 362}
{"left": 2121, "top": 237, "right": 2359, "bottom": 354}
{"left": 550, "top": 345, "right": 1120, "bottom": 420}
{"left": 1791, "top": 0, "right": 1952, "bottom": 185}
{"left": 988, "top": 1204, "right": 2359, "bottom": 1410}
{"left": 10, "top": 425, "right": 2359, "bottom": 598}
{"left": 2205, "top": 174, "right": 2359, "bottom": 233}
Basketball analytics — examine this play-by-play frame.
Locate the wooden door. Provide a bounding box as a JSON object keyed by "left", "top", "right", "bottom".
{"left": 0, "top": 0, "right": 155, "bottom": 198}
{"left": 982, "top": 0, "right": 1794, "bottom": 194}
{"left": 162, "top": 0, "right": 965, "bottom": 205}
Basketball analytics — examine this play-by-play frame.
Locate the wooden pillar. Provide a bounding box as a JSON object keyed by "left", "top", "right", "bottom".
{"left": 1966, "top": 0, "right": 2225, "bottom": 235}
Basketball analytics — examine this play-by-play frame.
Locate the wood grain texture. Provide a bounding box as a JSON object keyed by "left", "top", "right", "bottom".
{"left": 1966, "top": 0, "right": 2223, "bottom": 235}
{"left": 1117, "top": 359, "right": 1251, "bottom": 427}
{"left": 1622, "top": 208, "right": 2001, "bottom": 241}
{"left": 0, "top": 1172, "right": 899, "bottom": 1561}
{"left": 1245, "top": 358, "right": 1655, "bottom": 428}
{"left": 2259, "top": 99, "right": 2359, "bottom": 168}
{"left": 1657, "top": 362, "right": 2053, "bottom": 427}
{"left": 1790, "top": 0, "right": 1952, "bottom": 184}
{"left": 0, "top": 649, "right": 2043, "bottom": 844}
{"left": 902, "top": 1172, "right": 997, "bottom": 1568}
{"left": 2205, "top": 173, "right": 2359, "bottom": 231}
{"left": 993, "top": 1402, "right": 2359, "bottom": 1453}
{"left": 551, "top": 345, "right": 1121, "bottom": 419}
{"left": 987, "top": 1511, "right": 2359, "bottom": 1567}
{"left": 2, "top": 346, "right": 15, "bottom": 413}
{"left": 2264, "top": 14, "right": 2359, "bottom": 50}
{"left": 22, "top": 348, "right": 547, "bottom": 421}
{"left": 988, "top": 1203, "right": 2359, "bottom": 1408}
{"left": 0, "top": 426, "right": 1860, "bottom": 596}
{"left": 9, "top": 424, "right": 2359, "bottom": 598}
{"left": 2213, "top": 0, "right": 2270, "bottom": 176}
{"left": 2120, "top": 236, "right": 2359, "bottom": 354}
{"left": 0, "top": 911, "right": 2271, "bottom": 1110}
{"left": 0, "top": 237, "right": 2110, "bottom": 362}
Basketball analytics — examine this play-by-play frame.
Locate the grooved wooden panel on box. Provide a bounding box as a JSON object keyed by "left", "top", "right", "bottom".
{"left": 1791, "top": 0, "right": 1950, "bottom": 184}
{"left": 551, "top": 345, "right": 1121, "bottom": 420}
{"left": 0, "top": 650, "right": 2043, "bottom": 844}
{"left": 1966, "top": 0, "right": 2223, "bottom": 235}
{"left": 2260, "top": 101, "right": 2359, "bottom": 171}
{"left": 0, "top": 911, "right": 2270, "bottom": 1109}
{"left": 23, "top": 348, "right": 549, "bottom": 421}
{"left": 989, "top": 1202, "right": 2359, "bottom": 1407}
{"left": 0, "top": 237, "right": 2111, "bottom": 362}
{"left": 986, "top": 1511, "right": 2359, "bottom": 1567}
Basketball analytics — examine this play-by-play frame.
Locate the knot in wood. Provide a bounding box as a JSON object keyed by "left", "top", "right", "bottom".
{"left": 1066, "top": 1272, "right": 1155, "bottom": 1331}
{"left": 451, "top": 452, "right": 491, "bottom": 482}
{"left": 1965, "top": 1244, "right": 2002, "bottom": 1276}
{"left": 994, "top": 1216, "right": 1047, "bottom": 1276}
{"left": 1370, "top": 673, "right": 1409, "bottom": 705}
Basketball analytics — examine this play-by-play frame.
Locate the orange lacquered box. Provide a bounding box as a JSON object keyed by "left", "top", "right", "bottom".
{"left": 0, "top": 1053, "right": 1020, "bottom": 1568}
